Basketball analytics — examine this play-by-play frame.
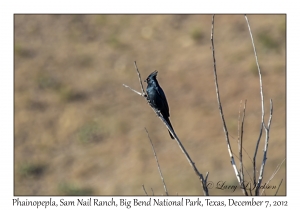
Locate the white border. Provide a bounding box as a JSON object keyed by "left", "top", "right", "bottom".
{"left": 1, "top": 0, "right": 296, "bottom": 209}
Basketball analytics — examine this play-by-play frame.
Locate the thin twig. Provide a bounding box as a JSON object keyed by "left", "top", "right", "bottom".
{"left": 231, "top": 149, "right": 253, "bottom": 186}
{"left": 229, "top": 133, "right": 253, "bottom": 165}
{"left": 122, "top": 84, "right": 143, "bottom": 96}
{"left": 157, "top": 111, "right": 209, "bottom": 196}
{"left": 122, "top": 61, "right": 147, "bottom": 98}
{"left": 256, "top": 99, "right": 273, "bottom": 195}
{"left": 210, "top": 15, "right": 242, "bottom": 187}
{"left": 230, "top": 137, "right": 255, "bottom": 187}
{"left": 134, "top": 61, "right": 147, "bottom": 96}
{"left": 142, "top": 185, "right": 148, "bottom": 196}
{"left": 261, "top": 158, "right": 285, "bottom": 195}
{"left": 151, "top": 188, "right": 154, "bottom": 196}
{"left": 253, "top": 124, "right": 263, "bottom": 187}
{"left": 237, "top": 101, "right": 242, "bottom": 174}
{"left": 124, "top": 61, "right": 209, "bottom": 196}
{"left": 241, "top": 100, "right": 247, "bottom": 194}
{"left": 229, "top": 135, "right": 254, "bottom": 187}
{"left": 244, "top": 15, "right": 265, "bottom": 125}
{"left": 205, "top": 172, "right": 209, "bottom": 183}
{"left": 145, "top": 128, "right": 169, "bottom": 196}
{"left": 244, "top": 14, "right": 267, "bottom": 191}
{"left": 275, "top": 179, "right": 283, "bottom": 196}
{"left": 238, "top": 100, "right": 248, "bottom": 195}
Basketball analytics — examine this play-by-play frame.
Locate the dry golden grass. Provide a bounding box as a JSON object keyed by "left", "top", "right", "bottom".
{"left": 14, "top": 14, "right": 285, "bottom": 195}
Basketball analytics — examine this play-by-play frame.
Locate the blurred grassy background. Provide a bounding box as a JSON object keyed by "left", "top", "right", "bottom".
{"left": 14, "top": 14, "right": 285, "bottom": 195}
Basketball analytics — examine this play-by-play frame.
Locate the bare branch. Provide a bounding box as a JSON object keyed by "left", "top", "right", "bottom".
{"left": 231, "top": 148, "right": 253, "bottom": 186}
{"left": 237, "top": 101, "right": 242, "bottom": 169}
{"left": 122, "top": 84, "right": 143, "bottom": 96}
{"left": 267, "top": 99, "right": 273, "bottom": 128}
{"left": 238, "top": 100, "right": 248, "bottom": 195}
{"left": 134, "top": 61, "right": 147, "bottom": 97}
{"left": 151, "top": 188, "right": 154, "bottom": 196}
{"left": 145, "top": 128, "right": 169, "bottom": 196}
{"left": 205, "top": 172, "right": 209, "bottom": 183}
{"left": 229, "top": 133, "right": 253, "bottom": 164}
{"left": 142, "top": 185, "right": 148, "bottom": 196}
{"left": 244, "top": 15, "right": 265, "bottom": 125}
{"left": 256, "top": 99, "right": 273, "bottom": 195}
{"left": 245, "top": 14, "right": 267, "bottom": 190}
{"left": 253, "top": 123, "right": 263, "bottom": 186}
{"left": 157, "top": 111, "right": 209, "bottom": 196}
{"left": 275, "top": 179, "right": 283, "bottom": 196}
{"left": 261, "top": 158, "right": 285, "bottom": 195}
{"left": 210, "top": 14, "right": 242, "bottom": 188}
{"left": 123, "top": 61, "right": 147, "bottom": 98}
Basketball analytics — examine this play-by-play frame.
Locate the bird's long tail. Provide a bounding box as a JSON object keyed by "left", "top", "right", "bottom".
{"left": 165, "top": 117, "right": 175, "bottom": 140}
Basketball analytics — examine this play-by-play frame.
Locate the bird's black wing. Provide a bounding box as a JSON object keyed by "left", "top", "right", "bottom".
{"left": 154, "top": 85, "right": 170, "bottom": 117}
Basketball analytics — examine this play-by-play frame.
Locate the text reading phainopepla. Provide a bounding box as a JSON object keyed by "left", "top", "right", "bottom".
{"left": 144, "top": 70, "right": 174, "bottom": 139}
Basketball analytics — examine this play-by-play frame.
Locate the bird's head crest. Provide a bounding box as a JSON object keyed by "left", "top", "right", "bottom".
{"left": 144, "top": 70, "right": 158, "bottom": 82}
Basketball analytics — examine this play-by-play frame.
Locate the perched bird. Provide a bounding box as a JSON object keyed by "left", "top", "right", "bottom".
{"left": 144, "top": 70, "right": 174, "bottom": 139}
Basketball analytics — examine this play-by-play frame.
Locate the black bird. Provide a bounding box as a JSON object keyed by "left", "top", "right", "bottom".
{"left": 144, "top": 70, "right": 174, "bottom": 139}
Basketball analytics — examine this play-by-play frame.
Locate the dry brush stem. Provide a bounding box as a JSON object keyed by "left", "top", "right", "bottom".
{"left": 211, "top": 15, "right": 275, "bottom": 195}
{"left": 123, "top": 61, "right": 209, "bottom": 196}
{"left": 245, "top": 14, "right": 264, "bottom": 188}
{"left": 210, "top": 15, "right": 243, "bottom": 191}
{"left": 145, "top": 128, "right": 169, "bottom": 196}
{"left": 275, "top": 179, "right": 283, "bottom": 196}
{"left": 244, "top": 15, "right": 273, "bottom": 195}
{"left": 256, "top": 99, "right": 273, "bottom": 195}
{"left": 238, "top": 100, "right": 248, "bottom": 195}
{"left": 261, "top": 158, "right": 285, "bottom": 195}
{"left": 142, "top": 184, "right": 148, "bottom": 196}
{"left": 134, "top": 61, "right": 146, "bottom": 96}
